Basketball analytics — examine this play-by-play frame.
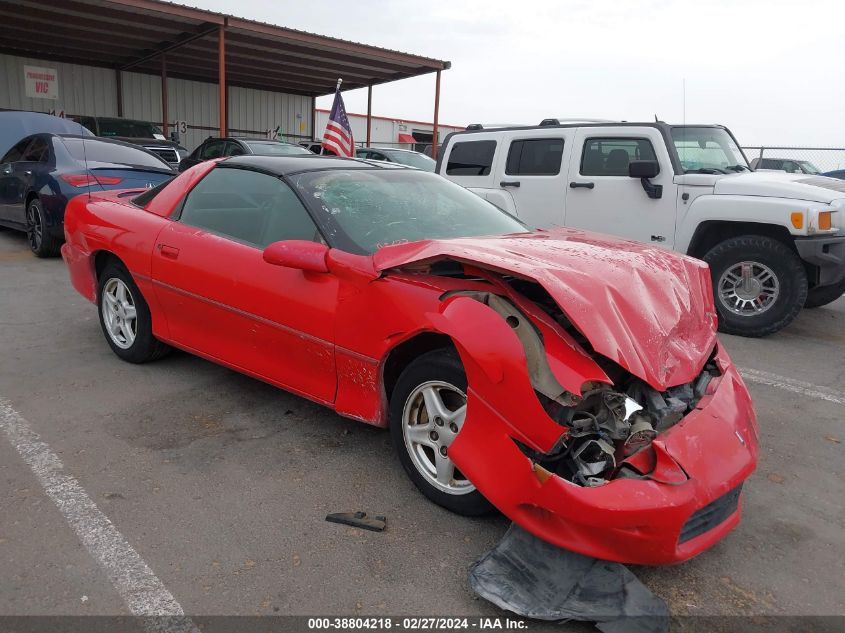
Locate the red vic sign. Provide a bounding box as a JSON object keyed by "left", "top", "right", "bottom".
{"left": 24, "top": 65, "right": 59, "bottom": 100}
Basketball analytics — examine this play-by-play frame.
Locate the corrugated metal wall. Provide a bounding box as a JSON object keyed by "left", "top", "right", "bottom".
{"left": 0, "top": 53, "right": 312, "bottom": 152}
{"left": 121, "top": 71, "right": 161, "bottom": 123}
{"left": 229, "top": 86, "right": 312, "bottom": 145}
{"left": 161, "top": 77, "right": 219, "bottom": 152}
{"left": 0, "top": 53, "right": 117, "bottom": 118}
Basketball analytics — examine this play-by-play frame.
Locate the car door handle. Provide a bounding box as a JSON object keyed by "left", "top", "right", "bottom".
{"left": 569, "top": 181, "right": 595, "bottom": 189}
{"left": 500, "top": 180, "right": 521, "bottom": 187}
{"left": 24, "top": 170, "right": 32, "bottom": 176}
{"left": 157, "top": 244, "right": 180, "bottom": 260}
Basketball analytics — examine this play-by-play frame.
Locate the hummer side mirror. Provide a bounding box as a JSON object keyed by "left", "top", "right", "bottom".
{"left": 629, "top": 160, "right": 662, "bottom": 199}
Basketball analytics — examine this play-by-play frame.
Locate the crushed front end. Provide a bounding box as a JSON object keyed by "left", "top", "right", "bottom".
{"left": 516, "top": 342, "right": 758, "bottom": 565}
{"left": 411, "top": 251, "right": 758, "bottom": 565}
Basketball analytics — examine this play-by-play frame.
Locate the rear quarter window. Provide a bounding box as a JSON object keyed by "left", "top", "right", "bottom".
{"left": 132, "top": 178, "right": 173, "bottom": 207}
{"left": 506, "top": 138, "right": 564, "bottom": 175}
{"left": 23, "top": 137, "right": 49, "bottom": 162}
{"left": 446, "top": 140, "right": 497, "bottom": 176}
{"left": 2, "top": 138, "right": 33, "bottom": 163}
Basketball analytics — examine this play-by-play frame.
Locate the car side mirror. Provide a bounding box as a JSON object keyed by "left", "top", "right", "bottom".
{"left": 0, "top": 163, "right": 11, "bottom": 175}
{"left": 628, "top": 160, "right": 662, "bottom": 199}
{"left": 629, "top": 160, "right": 659, "bottom": 179}
{"left": 263, "top": 240, "right": 329, "bottom": 273}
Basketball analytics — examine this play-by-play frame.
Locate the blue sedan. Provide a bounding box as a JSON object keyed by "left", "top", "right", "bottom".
{"left": 0, "top": 133, "right": 174, "bottom": 257}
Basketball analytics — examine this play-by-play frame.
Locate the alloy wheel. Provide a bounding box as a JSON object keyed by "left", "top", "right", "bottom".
{"left": 26, "top": 202, "right": 42, "bottom": 252}
{"left": 717, "top": 261, "right": 780, "bottom": 316}
{"left": 101, "top": 278, "right": 138, "bottom": 349}
{"left": 401, "top": 380, "right": 474, "bottom": 495}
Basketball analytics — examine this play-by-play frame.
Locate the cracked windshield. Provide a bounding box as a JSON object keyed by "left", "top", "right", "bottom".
{"left": 290, "top": 169, "right": 527, "bottom": 254}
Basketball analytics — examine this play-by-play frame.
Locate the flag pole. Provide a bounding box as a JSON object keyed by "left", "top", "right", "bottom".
{"left": 336, "top": 78, "right": 342, "bottom": 93}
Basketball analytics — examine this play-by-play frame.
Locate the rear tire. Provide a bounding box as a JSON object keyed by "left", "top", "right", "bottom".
{"left": 26, "top": 198, "right": 60, "bottom": 258}
{"left": 704, "top": 235, "right": 807, "bottom": 337}
{"left": 804, "top": 278, "right": 845, "bottom": 309}
{"left": 98, "top": 261, "right": 171, "bottom": 363}
{"left": 389, "top": 349, "right": 493, "bottom": 517}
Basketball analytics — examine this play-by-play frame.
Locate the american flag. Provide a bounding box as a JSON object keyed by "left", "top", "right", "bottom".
{"left": 321, "top": 86, "right": 355, "bottom": 157}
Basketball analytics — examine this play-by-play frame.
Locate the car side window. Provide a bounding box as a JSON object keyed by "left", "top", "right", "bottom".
{"left": 225, "top": 141, "right": 246, "bottom": 157}
{"left": 179, "top": 167, "right": 321, "bottom": 248}
{"left": 2, "top": 138, "right": 34, "bottom": 163}
{"left": 22, "top": 137, "right": 49, "bottom": 162}
{"left": 370, "top": 152, "right": 388, "bottom": 161}
{"left": 506, "top": 138, "right": 564, "bottom": 175}
{"left": 446, "top": 140, "right": 497, "bottom": 176}
{"left": 580, "top": 137, "right": 656, "bottom": 176}
{"left": 200, "top": 140, "right": 226, "bottom": 160}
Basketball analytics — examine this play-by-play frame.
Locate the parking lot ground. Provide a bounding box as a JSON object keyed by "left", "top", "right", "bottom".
{"left": 1, "top": 228, "right": 844, "bottom": 630}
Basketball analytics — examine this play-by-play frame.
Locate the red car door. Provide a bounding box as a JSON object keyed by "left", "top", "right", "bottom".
{"left": 150, "top": 165, "right": 338, "bottom": 404}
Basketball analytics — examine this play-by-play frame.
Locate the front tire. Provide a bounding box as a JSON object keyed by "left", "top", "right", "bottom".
{"left": 98, "top": 262, "right": 170, "bottom": 363}
{"left": 704, "top": 235, "right": 807, "bottom": 337}
{"left": 26, "top": 198, "right": 60, "bottom": 258}
{"left": 389, "top": 349, "right": 493, "bottom": 516}
{"left": 804, "top": 278, "right": 845, "bottom": 309}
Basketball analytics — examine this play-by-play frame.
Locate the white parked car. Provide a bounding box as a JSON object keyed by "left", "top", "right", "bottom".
{"left": 436, "top": 121, "right": 845, "bottom": 337}
{"left": 355, "top": 147, "right": 436, "bottom": 171}
{"left": 749, "top": 157, "right": 822, "bottom": 175}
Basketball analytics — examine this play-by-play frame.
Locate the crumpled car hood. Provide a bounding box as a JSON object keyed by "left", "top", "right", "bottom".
{"left": 374, "top": 229, "right": 717, "bottom": 390}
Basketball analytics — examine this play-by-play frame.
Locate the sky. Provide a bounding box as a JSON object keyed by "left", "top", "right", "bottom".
{"left": 185, "top": 0, "right": 845, "bottom": 147}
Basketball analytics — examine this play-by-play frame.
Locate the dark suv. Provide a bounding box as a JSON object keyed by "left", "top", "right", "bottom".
{"left": 71, "top": 116, "right": 188, "bottom": 168}
{"left": 179, "top": 137, "right": 313, "bottom": 171}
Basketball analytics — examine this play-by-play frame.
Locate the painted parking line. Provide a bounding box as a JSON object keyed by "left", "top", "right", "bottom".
{"left": 0, "top": 398, "right": 199, "bottom": 633}
{"left": 739, "top": 368, "right": 845, "bottom": 406}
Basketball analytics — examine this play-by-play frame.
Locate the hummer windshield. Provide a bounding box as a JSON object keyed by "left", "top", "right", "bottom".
{"left": 671, "top": 127, "right": 750, "bottom": 174}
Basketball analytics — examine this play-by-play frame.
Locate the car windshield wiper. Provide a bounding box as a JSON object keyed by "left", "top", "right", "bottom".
{"left": 685, "top": 167, "right": 728, "bottom": 174}
{"left": 725, "top": 165, "right": 748, "bottom": 172}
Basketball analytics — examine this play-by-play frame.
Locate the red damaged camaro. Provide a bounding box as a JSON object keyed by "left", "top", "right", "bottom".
{"left": 62, "top": 155, "right": 758, "bottom": 565}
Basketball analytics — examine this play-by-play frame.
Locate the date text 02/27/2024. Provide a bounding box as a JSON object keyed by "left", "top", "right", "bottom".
{"left": 306, "top": 617, "right": 528, "bottom": 630}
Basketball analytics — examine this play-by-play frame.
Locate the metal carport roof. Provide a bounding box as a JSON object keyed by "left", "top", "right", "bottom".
{"left": 0, "top": 0, "right": 449, "bottom": 96}
{"left": 0, "top": 0, "right": 451, "bottom": 152}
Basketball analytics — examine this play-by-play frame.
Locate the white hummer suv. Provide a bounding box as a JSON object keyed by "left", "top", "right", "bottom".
{"left": 436, "top": 121, "right": 845, "bottom": 337}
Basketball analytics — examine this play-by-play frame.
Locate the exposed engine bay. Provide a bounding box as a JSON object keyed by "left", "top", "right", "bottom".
{"left": 538, "top": 367, "right": 718, "bottom": 487}
{"left": 442, "top": 279, "right": 721, "bottom": 488}
{"left": 379, "top": 241, "right": 753, "bottom": 564}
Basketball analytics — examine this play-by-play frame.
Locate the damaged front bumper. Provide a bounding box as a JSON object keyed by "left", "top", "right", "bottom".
{"left": 402, "top": 243, "right": 759, "bottom": 566}
{"left": 453, "top": 353, "right": 757, "bottom": 565}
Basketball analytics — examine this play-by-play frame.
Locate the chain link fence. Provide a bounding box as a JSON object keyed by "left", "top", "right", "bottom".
{"left": 743, "top": 147, "right": 845, "bottom": 175}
